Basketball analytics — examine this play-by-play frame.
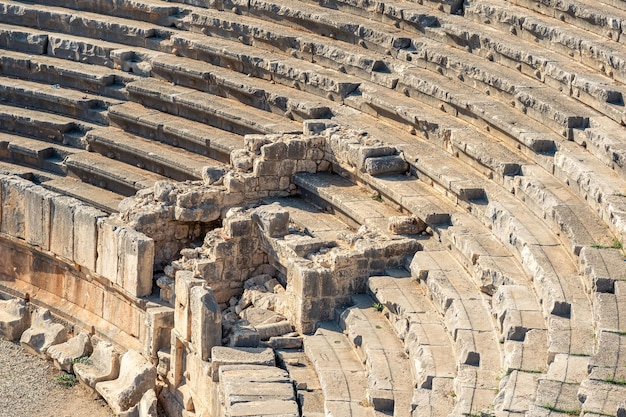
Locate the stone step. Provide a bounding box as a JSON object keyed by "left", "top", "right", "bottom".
{"left": 0, "top": 103, "right": 96, "bottom": 147}
{"left": 107, "top": 102, "right": 241, "bottom": 163}
{"left": 234, "top": 0, "right": 412, "bottom": 55}
{"left": 338, "top": 293, "right": 414, "bottom": 416}
{"left": 126, "top": 78, "right": 302, "bottom": 135}
{"left": 510, "top": 0, "right": 626, "bottom": 43}
{"left": 85, "top": 127, "right": 224, "bottom": 181}
{"left": 150, "top": 54, "right": 333, "bottom": 121}
{"left": 0, "top": 160, "right": 46, "bottom": 181}
{"left": 0, "top": 0, "right": 174, "bottom": 50}
{"left": 65, "top": 150, "right": 168, "bottom": 196}
{"left": 0, "top": 48, "right": 137, "bottom": 101}
{"left": 555, "top": 140, "right": 626, "bottom": 247}
{"left": 303, "top": 322, "right": 376, "bottom": 417}
{"left": 292, "top": 172, "right": 407, "bottom": 233}
{"left": 42, "top": 176, "right": 123, "bottom": 214}
{"left": 465, "top": 0, "right": 626, "bottom": 86}
{"left": 573, "top": 124, "right": 626, "bottom": 183}
{"left": 0, "top": 133, "right": 70, "bottom": 175}
{"left": 515, "top": 165, "right": 617, "bottom": 256}
{"left": 0, "top": 76, "right": 122, "bottom": 125}
{"left": 275, "top": 350, "right": 326, "bottom": 417}
{"left": 31, "top": 0, "right": 182, "bottom": 27}
{"left": 169, "top": 31, "right": 361, "bottom": 101}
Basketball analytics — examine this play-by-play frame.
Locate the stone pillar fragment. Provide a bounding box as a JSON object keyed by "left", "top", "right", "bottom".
{"left": 190, "top": 285, "right": 221, "bottom": 361}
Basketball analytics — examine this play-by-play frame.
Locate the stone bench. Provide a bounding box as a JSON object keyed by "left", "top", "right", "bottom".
{"left": 43, "top": 176, "right": 124, "bottom": 213}
{"left": 293, "top": 172, "right": 409, "bottom": 233}
{"left": 367, "top": 272, "right": 456, "bottom": 390}
{"left": 0, "top": 103, "right": 95, "bottom": 146}
{"left": 303, "top": 322, "right": 376, "bottom": 417}
{"left": 0, "top": 297, "right": 29, "bottom": 341}
{"left": 0, "top": 133, "right": 66, "bottom": 175}
{"left": 95, "top": 349, "right": 157, "bottom": 414}
{"left": 86, "top": 127, "right": 223, "bottom": 181}
{"left": 0, "top": 77, "right": 121, "bottom": 125}
{"left": 19, "top": 308, "right": 68, "bottom": 359}
{"left": 511, "top": 0, "right": 626, "bottom": 42}
{"left": 0, "top": 48, "right": 138, "bottom": 101}
{"left": 65, "top": 151, "right": 168, "bottom": 196}
{"left": 574, "top": 124, "right": 626, "bottom": 182}
{"left": 108, "top": 102, "right": 241, "bottom": 162}
{"left": 338, "top": 293, "right": 414, "bottom": 415}
{"left": 170, "top": 31, "right": 361, "bottom": 102}
{"left": 466, "top": 0, "right": 626, "bottom": 85}
{"left": 74, "top": 340, "right": 121, "bottom": 389}
{"left": 0, "top": 1, "right": 173, "bottom": 49}
{"left": 150, "top": 54, "right": 333, "bottom": 121}
{"left": 514, "top": 165, "right": 617, "bottom": 256}
{"left": 126, "top": 78, "right": 302, "bottom": 135}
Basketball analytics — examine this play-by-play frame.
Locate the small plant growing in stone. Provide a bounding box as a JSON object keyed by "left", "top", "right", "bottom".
{"left": 372, "top": 302, "right": 384, "bottom": 312}
{"left": 54, "top": 373, "right": 77, "bottom": 388}
{"left": 72, "top": 356, "right": 92, "bottom": 366}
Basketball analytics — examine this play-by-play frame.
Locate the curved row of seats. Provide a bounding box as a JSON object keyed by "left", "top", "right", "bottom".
{"left": 0, "top": 0, "right": 623, "bottom": 415}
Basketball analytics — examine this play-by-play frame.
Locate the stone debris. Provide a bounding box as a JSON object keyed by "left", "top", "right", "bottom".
{"left": 0, "top": 297, "right": 29, "bottom": 341}
{"left": 95, "top": 349, "right": 157, "bottom": 414}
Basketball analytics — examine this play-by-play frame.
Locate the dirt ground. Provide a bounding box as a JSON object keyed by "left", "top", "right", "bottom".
{"left": 0, "top": 339, "right": 114, "bottom": 417}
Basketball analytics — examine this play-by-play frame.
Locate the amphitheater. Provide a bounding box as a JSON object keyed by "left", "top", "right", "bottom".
{"left": 1, "top": 0, "right": 626, "bottom": 415}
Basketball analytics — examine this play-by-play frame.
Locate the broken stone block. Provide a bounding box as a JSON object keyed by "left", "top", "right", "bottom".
{"left": 48, "top": 332, "right": 93, "bottom": 373}
{"left": 174, "top": 270, "right": 204, "bottom": 341}
{"left": 240, "top": 307, "right": 285, "bottom": 326}
{"left": 118, "top": 389, "right": 158, "bottom": 417}
{"left": 251, "top": 203, "right": 290, "bottom": 237}
{"left": 202, "top": 166, "right": 226, "bottom": 185}
{"left": 388, "top": 215, "right": 426, "bottom": 235}
{"left": 255, "top": 320, "right": 293, "bottom": 341}
{"left": 190, "top": 285, "right": 221, "bottom": 361}
{"left": 269, "top": 336, "right": 303, "bottom": 349}
{"left": 74, "top": 341, "right": 120, "bottom": 389}
{"left": 364, "top": 154, "right": 408, "bottom": 176}
{"left": 210, "top": 346, "right": 275, "bottom": 382}
{"left": 96, "top": 349, "right": 157, "bottom": 414}
{"left": 0, "top": 298, "right": 30, "bottom": 341}
{"left": 229, "top": 323, "right": 260, "bottom": 348}
{"left": 20, "top": 308, "right": 68, "bottom": 360}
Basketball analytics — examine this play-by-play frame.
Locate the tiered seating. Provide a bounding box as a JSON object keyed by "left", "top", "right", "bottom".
{"left": 1, "top": 0, "right": 624, "bottom": 415}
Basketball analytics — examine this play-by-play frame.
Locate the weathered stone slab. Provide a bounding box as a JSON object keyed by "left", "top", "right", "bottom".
{"left": 210, "top": 347, "right": 275, "bottom": 382}
{"left": 117, "top": 227, "right": 154, "bottom": 297}
{"left": 48, "top": 332, "right": 92, "bottom": 373}
{"left": 174, "top": 271, "right": 204, "bottom": 342}
{"left": 19, "top": 308, "right": 67, "bottom": 360}
{"left": 190, "top": 285, "right": 221, "bottom": 361}
{"left": 50, "top": 195, "right": 78, "bottom": 262}
{"left": 96, "top": 349, "right": 157, "bottom": 414}
{"left": 74, "top": 340, "right": 120, "bottom": 389}
{"left": 118, "top": 389, "right": 158, "bottom": 417}
{"left": 0, "top": 297, "right": 29, "bottom": 341}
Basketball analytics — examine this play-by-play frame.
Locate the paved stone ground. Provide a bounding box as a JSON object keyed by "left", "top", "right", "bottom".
{"left": 0, "top": 339, "right": 114, "bottom": 417}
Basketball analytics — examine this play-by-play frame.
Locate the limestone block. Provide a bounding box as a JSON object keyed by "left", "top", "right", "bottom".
{"left": 118, "top": 389, "right": 158, "bottom": 417}
{"left": 387, "top": 215, "right": 426, "bottom": 235}
{"left": 19, "top": 308, "right": 67, "bottom": 359}
{"left": 96, "top": 350, "right": 157, "bottom": 414}
{"left": 74, "top": 341, "right": 120, "bottom": 389}
{"left": 210, "top": 347, "right": 275, "bottom": 382}
{"left": 190, "top": 285, "right": 221, "bottom": 361}
{"left": 364, "top": 155, "right": 408, "bottom": 176}
{"left": 240, "top": 307, "right": 285, "bottom": 326}
{"left": 251, "top": 203, "right": 290, "bottom": 237}
{"left": 117, "top": 228, "right": 155, "bottom": 297}
{"left": 24, "top": 185, "right": 53, "bottom": 250}
{"left": 533, "top": 379, "right": 582, "bottom": 415}
{"left": 269, "top": 336, "right": 303, "bottom": 349}
{"left": 144, "top": 306, "right": 174, "bottom": 359}
{"left": 48, "top": 332, "right": 92, "bottom": 373}
{"left": 579, "top": 247, "right": 626, "bottom": 293}
{"left": 0, "top": 298, "right": 30, "bottom": 341}
{"left": 228, "top": 323, "right": 260, "bottom": 348}
{"left": 1, "top": 176, "right": 28, "bottom": 239}
{"left": 49, "top": 195, "right": 79, "bottom": 262}
{"left": 74, "top": 205, "right": 107, "bottom": 272}
{"left": 174, "top": 271, "right": 204, "bottom": 341}
{"left": 255, "top": 320, "right": 293, "bottom": 341}
{"left": 202, "top": 166, "right": 226, "bottom": 185}
{"left": 493, "top": 370, "right": 539, "bottom": 414}
{"left": 96, "top": 219, "right": 120, "bottom": 284}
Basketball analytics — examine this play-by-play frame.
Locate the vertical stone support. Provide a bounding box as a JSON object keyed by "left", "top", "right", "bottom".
{"left": 190, "top": 285, "right": 221, "bottom": 361}
{"left": 174, "top": 271, "right": 204, "bottom": 341}
{"left": 97, "top": 219, "right": 120, "bottom": 284}
{"left": 144, "top": 305, "right": 174, "bottom": 359}
{"left": 117, "top": 228, "right": 155, "bottom": 297}
{"left": 1, "top": 176, "right": 27, "bottom": 238}
{"left": 74, "top": 205, "right": 107, "bottom": 272}
{"left": 24, "top": 185, "right": 53, "bottom": 250}
{"left": 50, "top": 196, "right": 78, "bottom": 262}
